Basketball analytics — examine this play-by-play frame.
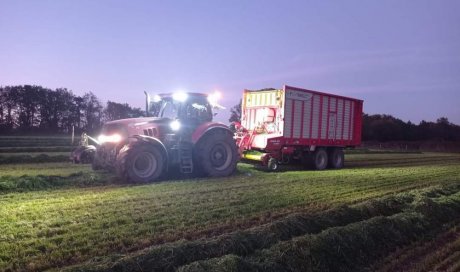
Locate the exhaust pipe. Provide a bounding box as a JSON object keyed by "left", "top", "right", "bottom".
{"left": 144, "top": 91, "right": 150, "bottom": 117}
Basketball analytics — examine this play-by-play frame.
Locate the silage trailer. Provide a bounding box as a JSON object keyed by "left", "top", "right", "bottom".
{"left": 235, "top": 85, "right": 363, "bottom": 170}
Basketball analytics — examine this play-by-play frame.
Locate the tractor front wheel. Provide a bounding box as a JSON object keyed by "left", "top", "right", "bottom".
{"left": 196, "top": 130, "right": 238, "bottom": 177}
{"left": 117, "top": 144, "right": 164, "bottom": 183}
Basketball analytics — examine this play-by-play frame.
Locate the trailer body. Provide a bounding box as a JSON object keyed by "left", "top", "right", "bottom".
{"left": 236, "top": 85, "right": 363, "bottom": 170}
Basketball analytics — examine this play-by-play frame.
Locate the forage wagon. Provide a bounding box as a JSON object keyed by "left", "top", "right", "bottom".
{"left": 234, "top": 85, "right": 363, "bottom": 170}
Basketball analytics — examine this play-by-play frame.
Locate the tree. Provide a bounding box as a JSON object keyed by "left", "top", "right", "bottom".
{"left": 228, "top": 99, "right": 242, "bottom": 123}
{"left": 82, "top": 92, "right": 103, "bottom": 133}
{"left": 103, "top": 101, "right": 144, "bottom": 122}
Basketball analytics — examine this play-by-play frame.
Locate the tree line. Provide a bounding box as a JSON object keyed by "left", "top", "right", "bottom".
{"left": 362, "top": 114, "right": 460, "bottom": 142}
{"left": 1, "top": 86, "right": 459, "bottom": 142}
{"left": 0, "top": 85, "right": 143, "bottom": 134}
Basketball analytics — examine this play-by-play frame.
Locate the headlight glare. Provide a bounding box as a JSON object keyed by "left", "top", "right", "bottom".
{"left": 98, "top": 134, "right": 122, "bottom": 143}
{"left": 170, "top": 120, "right": 181, "bottom": 131}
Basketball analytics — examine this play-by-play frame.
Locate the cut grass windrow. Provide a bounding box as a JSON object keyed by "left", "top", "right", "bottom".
{"left": 177, "top": 190, "right": 460, "bottom": 272}
{"left": 1, "top": 153, "right": 460, "bottom": 271}
{"left": 65, "top": 184, "right": 460, "bottom": 272}
{"left": 0, "top": 153, "right": 70, "bottom": 164}
{"left": 0, "top": 146, "right": 75, "bottom": 153}
{"left": 371, "top": 225, "right": 460, "bottom": 272}
{"left": 0, "top": 163, "right": 91, "bottom": 177}
{"left": 0, "top": 172, "right": 115, "bottom": 194}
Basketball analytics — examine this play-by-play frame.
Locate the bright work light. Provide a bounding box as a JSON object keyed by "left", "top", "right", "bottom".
{"left": 170, "top": 120, "right": 181, "bottom": 131}
{"left": 153, "top": 94, "right": 162, "bottom": 102}
{"left": 207, "top": 91, "right": 222, "bottom": 106}
{"left": 172, "top": 92, "right": 188, "bottom": 102}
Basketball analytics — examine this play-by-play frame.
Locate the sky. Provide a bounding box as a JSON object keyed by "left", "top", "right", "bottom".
{"left": 1, "top": 0, "right": 459, "bottom": 124}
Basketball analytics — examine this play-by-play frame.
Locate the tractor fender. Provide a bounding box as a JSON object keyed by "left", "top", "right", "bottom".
{"left": 118, "top": 135, "right": 169, "bottom": 167}
{"left": 191, "top": 122, "right": 233, "bottom": 144}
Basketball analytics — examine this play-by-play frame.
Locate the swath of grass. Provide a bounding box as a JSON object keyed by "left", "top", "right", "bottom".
{"left": 177, "top": 191, "right": 460, "bottom": 272}
{"left": 370, "top": 225, "right": 460, "bottom": 272}
{"left": 1, "top": 153, "right": 460, "bottom": 271}
{"left": 0, "top": 153, "right": 70, "bottom": 164}
{"left": 0, "top": 162, "right": 91, "bottom": 177}
{"left": 66, "top": 185, "right": 460, "bottom": 272}
{"left": 0, "top": 146, "right": 74, "bottom": 153}
{"left": 0, "top": 136, "right": 77, "bottom": 148}
{"left": 0, "top": 172, "right": 115, "bottom": 193}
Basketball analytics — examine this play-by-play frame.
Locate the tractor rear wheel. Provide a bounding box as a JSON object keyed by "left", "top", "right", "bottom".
{"left": 116, "top": 144, "right": 164, "bottom": 183}
{"left": 313, "top": 148, "right": 328, "bottom": 170}
{"left": 328, "top": 148, "right": 344, "bottom": 169}
{"left": 195, "top": 130, "right": 238, "bottom": 177}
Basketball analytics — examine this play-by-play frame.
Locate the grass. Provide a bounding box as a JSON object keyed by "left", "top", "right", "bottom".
{"left": 370, "top": 224, "right": 460, "bottom": 272}
{"left": 0, "top": 152, "right": 459, "bottom": 271}
{"left": 0, "top": 153, "right": 71, "bottom": 164}
{"left": 0, "top": 136, "right": 76, "bottom": 147}
{"left": 0, "top": 146, "right": 75, "bottom": 153}
{"left": 68, "top": 185, "right": 460, "bottom": 272}
{"left": 0, "top": 163, "right": 90, "bottom": 177}
{"left": 176, "top": 190, "right": 460, "bottom": 272}
{"left": 0, "top": 152, "right": 69, "bottom": 157}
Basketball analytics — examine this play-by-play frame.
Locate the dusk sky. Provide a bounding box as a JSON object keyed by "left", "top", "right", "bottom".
{"left": 1, "top": 0, "right": 459, "bottom": 124}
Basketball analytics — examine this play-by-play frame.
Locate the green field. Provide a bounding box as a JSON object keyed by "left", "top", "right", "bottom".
{"left": 0, "top": 136, "right": 459, "bottom": 271}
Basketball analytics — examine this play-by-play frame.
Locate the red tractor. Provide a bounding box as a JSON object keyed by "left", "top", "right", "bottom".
{"left": 89, "top": 92, "right": 238, "bottom": 182}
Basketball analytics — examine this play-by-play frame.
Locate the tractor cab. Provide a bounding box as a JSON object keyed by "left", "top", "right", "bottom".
{"left": 146, "top": 92, "right": 215, "bottom": 133}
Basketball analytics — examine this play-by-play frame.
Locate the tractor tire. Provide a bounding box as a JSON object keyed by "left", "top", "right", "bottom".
{"left": 80, "top": 148, "right": 95, "bottom": 164}
{"left": 328, "top": 148, "right": 344, "bottom": 169}
{"left": 313, "top": 148, "right": 328, "bottom": 170}
{"left": 195, "top": 130, "right": 238, "bottom": 177}
{"left": 116, "top": 143, "right": 164, "bottom": 183}
{"left": 70, "top": 146, "right": 95, "bottom": 164}
{"left": 91, "top": 156, "right": 102, "bottom": 170}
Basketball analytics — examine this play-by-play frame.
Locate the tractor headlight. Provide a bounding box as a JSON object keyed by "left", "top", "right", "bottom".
{"left": 170, "top": 120, "right": 181, "bottom": 131}
{"left": 98, "top": 134, "right": 122, "bottom": 144}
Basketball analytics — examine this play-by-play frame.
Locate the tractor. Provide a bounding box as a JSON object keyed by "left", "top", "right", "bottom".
{"left": 78, "top": 92, "right": 238, "bottom": 182}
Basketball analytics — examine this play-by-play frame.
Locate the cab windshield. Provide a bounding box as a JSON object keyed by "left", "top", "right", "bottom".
{"left": 152, "top": 95, "right": 213, "bottom": 123}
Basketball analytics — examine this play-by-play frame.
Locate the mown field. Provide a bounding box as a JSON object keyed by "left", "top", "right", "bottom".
{"left": 0, "top": 136, "right": 459, "bottom": 271}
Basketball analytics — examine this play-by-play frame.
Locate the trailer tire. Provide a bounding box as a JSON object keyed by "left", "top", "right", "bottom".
{"left": 328, "top": 148, "right": 344, "bottom": 169}
{"left": 267, "top": 158, "right": 279, "bottom": 171}
{"left": 116, "top": 143, "right": 164, "bottom": 183}
{"left": 195, "top": 129, "right": 238, "bottom": 177}
{"left": 313, "top": 148, "right": 328, "bottom": 170}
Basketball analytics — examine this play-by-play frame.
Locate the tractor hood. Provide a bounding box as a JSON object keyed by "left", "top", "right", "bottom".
{"left": 99, "top": 117, "right": 173, "bottom": 144}
{"left": 104, "top": 117, "right": 170, "bottom": 127}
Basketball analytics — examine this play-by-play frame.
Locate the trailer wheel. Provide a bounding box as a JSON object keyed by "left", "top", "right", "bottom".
{"left": 267, "top": 158, "right": 279, "bottom": 171}
{"left": 196, "top": 130, "right": 238, "bottom": 177}
{"left": 117, "top": 144, "right": 164, "bottom": 183}
{"left": 328, "top": 148, "right": 344, "bottom": 169}
{"left": 313, "top": 148, "right": 328, "bottom": 170}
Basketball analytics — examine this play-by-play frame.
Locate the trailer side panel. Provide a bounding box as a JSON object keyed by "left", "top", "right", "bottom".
{"left": 283, "top": 86, "right": 362, "bottom": 147}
